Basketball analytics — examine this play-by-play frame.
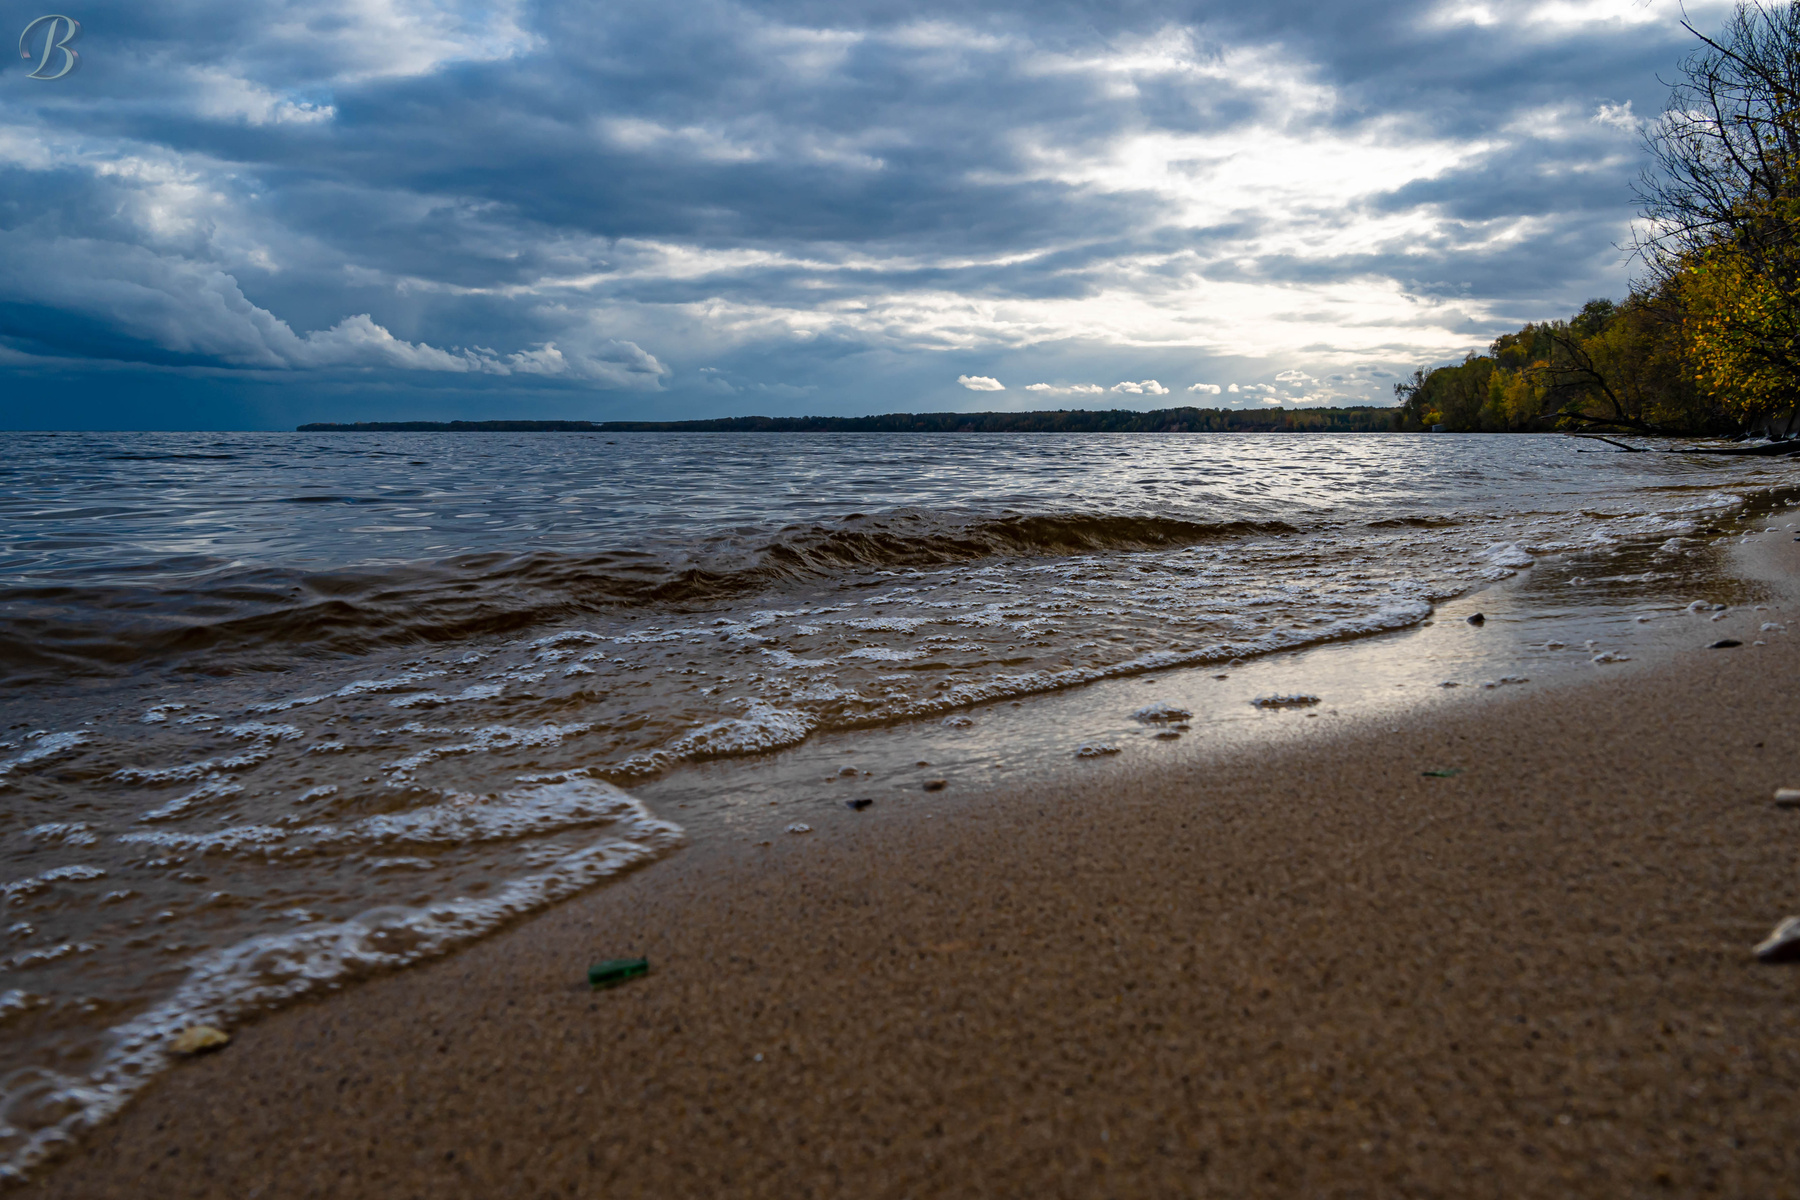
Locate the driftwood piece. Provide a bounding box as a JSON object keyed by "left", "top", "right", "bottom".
{"left": 1671, "top": 441, "right": 1800, "bottom": 456}
{"left": 1568, "top": 433, "right": 1800, "bottom": 457}
{"left": 1568, "top": 434, "right": 1646, "bottom": 451}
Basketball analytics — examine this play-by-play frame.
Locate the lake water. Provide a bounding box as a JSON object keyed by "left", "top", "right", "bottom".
{"left": 2, "top": 430, "right": 1797, "bottom": 1180}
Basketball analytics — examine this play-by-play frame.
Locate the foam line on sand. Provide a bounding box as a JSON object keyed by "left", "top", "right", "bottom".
{"left": 28, "top": 539, "right": 1800, "bottom": 1198}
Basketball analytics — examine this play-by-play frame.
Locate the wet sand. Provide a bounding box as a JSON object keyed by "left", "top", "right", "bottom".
{"left": 28, "top": 540, "right": 1800, "bottom": 1198}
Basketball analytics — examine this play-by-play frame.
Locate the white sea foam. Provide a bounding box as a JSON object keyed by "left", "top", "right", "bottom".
{"left": 251, "top": 671, "right": 448, "bottom": 713}
{"left": 1482, "top": 543, "right": 1535, "bottom": 570}
{"left": 387, "top": 683, "right": 506, "bottom": 708}
{"left": 2, "top": 865, "right": 107, "bottom": 902}
{"left": 842, "top": 646, "right": 920, "bottom": 661}
{"left": 222, "top": 722, "right": 304, "bottom": 741}
{"left": 138, "top": 780, "right": 245, "bottom": 823}
{"left": 0, "top": 787, "right": 680, "bottom": 1185}
{"left": 529, "top": 630, "right": 607, "bottom": 648}
{"left": 112, "top": 750, "right": 269, "bottom": 786}
{"left": 0, "top": 733, "right": 90, "bottom": 778}
{"left": 384, "top": 723, "right": 593, "bottom": 775}
{"left": 119, "top": 780, "right": 659, "bottom": 859}
{"left": 25, "top": 823, "right": 98, "bottom": 847}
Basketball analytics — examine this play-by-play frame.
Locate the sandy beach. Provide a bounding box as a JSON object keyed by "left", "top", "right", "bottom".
{"left": 24, "top": 534, "right": 1800, "bottom": 1198}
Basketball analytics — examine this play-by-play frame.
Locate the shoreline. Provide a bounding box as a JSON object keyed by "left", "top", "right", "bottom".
{"left": 21, "top": 529, "right": 1800, "bottom": 1196}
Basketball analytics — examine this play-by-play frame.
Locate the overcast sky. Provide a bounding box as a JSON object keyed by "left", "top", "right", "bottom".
{"left": 0, "top": 0, "right": 1736, "bottom": 428}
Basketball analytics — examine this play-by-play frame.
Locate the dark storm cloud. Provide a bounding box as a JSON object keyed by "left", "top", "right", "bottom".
{"left": 0, "top": 0, "right": 1738, "bottom": 426}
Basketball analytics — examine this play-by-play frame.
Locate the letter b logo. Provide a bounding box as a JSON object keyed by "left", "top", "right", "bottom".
{"left": 20, "top": 15, "right": 81, "bottom": 80}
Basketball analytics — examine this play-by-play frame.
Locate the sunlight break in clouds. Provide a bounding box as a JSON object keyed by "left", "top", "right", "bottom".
{"left": 0, "top": 0, "right": 1717, "bottom": 424}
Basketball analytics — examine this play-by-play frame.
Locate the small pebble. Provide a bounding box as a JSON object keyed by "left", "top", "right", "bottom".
{"left": 1466, "top": 613, "right": 1485, "bottom": 625}
{"left": 1251, "top": 694, "right": 1321, "bottom": 709}
{"left": 846, "top": 798, "right": 874, "bottom": 811}
{"left": 1710, "top": 639, "right": 1742, "bottom": 649}
{"left": 923, "top": 779, "right": 947, "bottom": 791}
{"left": 785, "top": 823, "right": 812, "bottom": 835}
{"left": 171, "top": 1025, "right": 230, "bottom": 1056}
{"left": 1774, "top": 788, "right": 1800, "bottom": 809}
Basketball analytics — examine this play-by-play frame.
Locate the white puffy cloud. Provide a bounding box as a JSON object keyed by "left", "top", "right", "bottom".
{"left": 957, "top": 374, "right": 1006, "bottom": 391}
{"left": 0, "top": 226, "right": 668, "bottom": 385}
{"left": 1227, "top": 384, "right": 1241, "bottom": 393}
{"left": 1187, "top": 382, "right": 1221, "bottom": 394}
{"left": 1593, "top": 100, "right": 1639, "bottom": 131}
{"left": 1025, "top": 382, "right": 1106, "bottom": 394}
{"left": 1111, "top": 380, "right": 1169, "bottom": 395}
{"left": 1274, "top": 369, "right": 1314, "bottom": 385}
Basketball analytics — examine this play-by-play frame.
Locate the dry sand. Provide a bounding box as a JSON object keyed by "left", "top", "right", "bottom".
{"left": 27, "top": 540, "right": 1800, "bottom": 1199}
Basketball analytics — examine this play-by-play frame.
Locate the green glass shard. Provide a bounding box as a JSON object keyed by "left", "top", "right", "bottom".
{"left": 588, "top": 957, "right": 649, "bottom": 989}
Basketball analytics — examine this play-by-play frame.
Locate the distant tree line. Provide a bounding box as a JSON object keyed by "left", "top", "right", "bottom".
{"left": 1397, "top": 3, "right": 1800, "bottom": 438}
{"left": 298, "top": 406, "right": 1406, "bottom": 435}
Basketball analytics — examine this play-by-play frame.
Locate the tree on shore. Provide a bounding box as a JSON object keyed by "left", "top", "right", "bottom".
{"left": 1399, "top": 2, "right": 1800, "bottom": 435}
{"left": 1637, "top": 2, "right": 1800, "bottom": 432}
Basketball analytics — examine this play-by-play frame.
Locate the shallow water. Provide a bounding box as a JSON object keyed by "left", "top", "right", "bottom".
{"left": 2, "top": 430, "right": 1797, "bottom": 1180}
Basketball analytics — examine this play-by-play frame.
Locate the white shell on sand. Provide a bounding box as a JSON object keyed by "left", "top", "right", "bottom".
{"left": 1754, "top": 917, "right": 1800, "bottom": 963}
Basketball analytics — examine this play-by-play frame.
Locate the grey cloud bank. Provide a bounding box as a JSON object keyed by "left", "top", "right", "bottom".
{"left": 0, "top": 0, "right": 1731, "bottom": 428}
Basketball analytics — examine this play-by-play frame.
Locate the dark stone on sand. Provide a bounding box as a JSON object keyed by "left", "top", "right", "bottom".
{"left": 923, "top": 779, "right": 947, "bottom": 791}
{"left": 846, "top": 798, "right": 873, "bottom": 811}
{"left": 1710, "top": 639, "right": 1743, "bottom": 649}
{"left": 1466, "top": 613, "right": 1485, "bottom": 625}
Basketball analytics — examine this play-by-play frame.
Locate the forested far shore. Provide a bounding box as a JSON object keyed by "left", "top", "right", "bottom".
{"left": 297, "top": 407, "right": 1407, "bottom": 434}
{"left": 1395, "top": 4, "right": 1800, "bottom": 440}
{"left": 1391, "top": 293, "right": 1797, "bottom": 437}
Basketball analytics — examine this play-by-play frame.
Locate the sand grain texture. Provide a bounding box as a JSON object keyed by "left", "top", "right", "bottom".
{"left": 29, "top": 558, "right": 1800, "bottom": 1199}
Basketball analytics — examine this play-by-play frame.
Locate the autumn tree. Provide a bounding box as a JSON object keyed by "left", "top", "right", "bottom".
{"left": 1635, "top": 1, "right": 1800, "bottom": 427}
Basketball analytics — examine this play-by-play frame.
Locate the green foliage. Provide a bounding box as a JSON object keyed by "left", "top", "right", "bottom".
{"left": 1396, "top": 288, "right": 1734, "bottom": 435}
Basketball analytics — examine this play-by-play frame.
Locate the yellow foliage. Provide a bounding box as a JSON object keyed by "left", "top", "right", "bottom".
{"left": 1680, "top": 241, "right": 1800, "bottom": 421}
